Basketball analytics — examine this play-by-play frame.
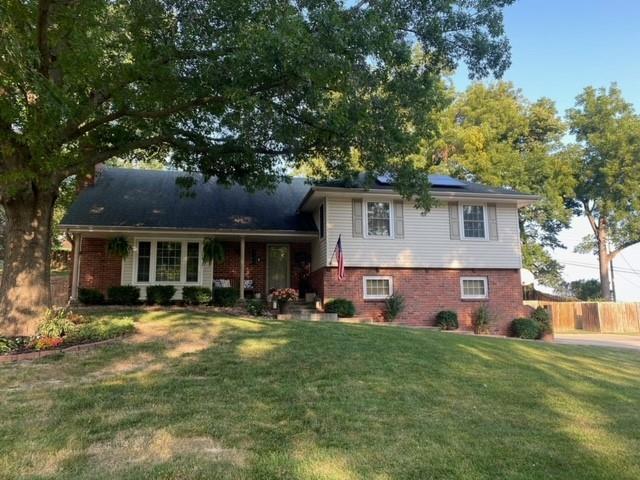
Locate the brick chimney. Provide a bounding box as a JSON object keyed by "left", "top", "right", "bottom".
{"left": 78, "top": 162, "right": 105, "bottom": 190}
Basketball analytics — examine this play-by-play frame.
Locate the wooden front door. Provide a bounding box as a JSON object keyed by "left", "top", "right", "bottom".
{"left": 267, "top": 245, "right": 290, "bottom": 291}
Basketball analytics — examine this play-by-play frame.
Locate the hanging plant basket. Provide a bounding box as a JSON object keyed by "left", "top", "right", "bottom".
{"left": 203, "top": 238, "right": 225, "bottom": 264}
{"left": 107, "top": 236, "right": 131, "bottom": 258}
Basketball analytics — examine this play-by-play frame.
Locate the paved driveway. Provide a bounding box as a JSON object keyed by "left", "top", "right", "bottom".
{"left": 555, "top": 333, "right": 640, "bottom": 351}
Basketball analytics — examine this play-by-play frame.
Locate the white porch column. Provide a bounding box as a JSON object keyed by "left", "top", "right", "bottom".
{"left": 70, "top": 233, "right": 82, "bottom": 300}
{"left": 239, "top": 236, "right": 245, "bottom": 300}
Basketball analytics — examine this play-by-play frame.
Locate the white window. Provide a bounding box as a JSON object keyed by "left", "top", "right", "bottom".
{"left": 156, "top": 241, "right": 182, "bottom": 282}
{"left": 365, "top": 201, "right": 393, "bottom": 237}
{"left": 461, "top": 277, "right": 488, "bottom": 299}
{"left": 460, "top": 204, "right": 487, "bottom": 239}
{"left": 133, "top": 239, "right": 202, "bottom": 285}
{"left": 363, "top": 276, "right": 393, "bottom": 299}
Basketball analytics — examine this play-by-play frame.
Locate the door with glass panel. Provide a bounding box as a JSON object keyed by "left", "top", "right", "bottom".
{"left": 267, "top": 245, "right": 290, "bottom": 291}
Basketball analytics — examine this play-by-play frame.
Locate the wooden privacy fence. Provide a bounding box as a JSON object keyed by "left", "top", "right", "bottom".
{"left": 524, "top": 301, "right": 640, "bottom": 333}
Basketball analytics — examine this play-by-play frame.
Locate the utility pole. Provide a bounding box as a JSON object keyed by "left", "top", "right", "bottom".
{"left": 610, "top": 259, "right": 617, "bottom": 302}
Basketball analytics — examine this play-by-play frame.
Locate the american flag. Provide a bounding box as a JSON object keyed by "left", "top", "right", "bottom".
{"left": 335, "top": 235, "right": 345, "bottom": 281}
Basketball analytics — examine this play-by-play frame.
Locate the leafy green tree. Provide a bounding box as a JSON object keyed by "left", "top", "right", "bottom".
{"left": 567, "top": 279, "right": 602, "bottom": 301}
{"left": 567, "top": 85, "right": 640, "bottom": 300}
{"left": 0, "top": 0, "right": 514, "bottom": 334}
{"left": 425, "top": 82, "right": 577, "bottom": 287}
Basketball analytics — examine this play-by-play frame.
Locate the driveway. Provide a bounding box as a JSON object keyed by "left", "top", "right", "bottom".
{"left": 555, "top": 333, "right": 640, "bottom": 351}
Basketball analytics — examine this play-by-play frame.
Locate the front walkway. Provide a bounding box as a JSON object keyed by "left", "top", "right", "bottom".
{"left": 555, "top": 333, "right": 640, "bottom": 351}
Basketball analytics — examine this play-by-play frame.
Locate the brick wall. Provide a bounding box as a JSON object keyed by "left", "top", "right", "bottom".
{"left": 77, "top": 238, "right": 122, "bottom": 294}
{"left": 321, "top": 267, "right": 527, "bottom": 334}
{"left": 212, "top": 242, "right": 312, "bottom": 297}
{"left": 213, "top": 241, "right": 267, "bottom": 295}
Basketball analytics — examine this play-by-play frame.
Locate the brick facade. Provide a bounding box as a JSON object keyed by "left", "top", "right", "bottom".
{"left": 212, "top": 241, "right": 312, "bottom": 297}
{"left": 319, "top": 267, "right": 527, "bottom": 334}
{"left": 77, "top": 238, "right": 122, "bottom": 295}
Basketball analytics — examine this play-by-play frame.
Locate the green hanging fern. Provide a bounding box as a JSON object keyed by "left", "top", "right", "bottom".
{"left": 202, "top": 238, "right": 225, "bottom": 264}
{"left": 107, "top": 236, "right": 132, "bottom": 258}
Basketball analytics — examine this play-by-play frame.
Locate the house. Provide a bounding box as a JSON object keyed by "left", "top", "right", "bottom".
{"left": 60, "top": 167, "right": 538, "bottom": 332}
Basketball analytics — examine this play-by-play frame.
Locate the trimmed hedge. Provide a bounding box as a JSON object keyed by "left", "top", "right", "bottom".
{"left": 511, "top": 318, "right": 540, "bottom": 339}
{"left": 107, "top": 286, "right": 140, "bottom": 305}
{"left": 146, "top": 285, "right": 176, "bottom": 306}
{"left": 324, "top": 298, "right": 356, "bottom": 318}
{"left": 182, "top": 286, "right": 212, "bottom": 305}
{"left": 436, "top": 310, "right": 458, "bottom": 330}
{"left": 213, "top": 287, "right": 239, "bottom": 307}
{"left": 78, "top": 288, "right": 105, "bottom": 305}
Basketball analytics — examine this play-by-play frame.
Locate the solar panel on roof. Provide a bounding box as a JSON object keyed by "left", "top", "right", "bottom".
{"left": 428, "top": 175, "right": 466, "bottom": 187}
{"left": 376, "top": 173, "right": 394, "bottom": 185}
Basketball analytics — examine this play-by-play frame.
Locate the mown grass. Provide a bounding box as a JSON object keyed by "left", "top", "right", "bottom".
{"left": 1, "top": 310, "right": 639, "bottom": 480}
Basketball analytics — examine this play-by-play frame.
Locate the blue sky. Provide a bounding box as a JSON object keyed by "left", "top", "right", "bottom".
{"left": 453, "top": 0, "right": 640, "bottom": 300}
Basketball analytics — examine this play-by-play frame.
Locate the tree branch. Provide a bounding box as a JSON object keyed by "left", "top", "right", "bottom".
{"left": 36, "top": 0, "right": 52, "bottom": 78}
{"left": 610, "top": 240, "right": 640, "bottom": 259}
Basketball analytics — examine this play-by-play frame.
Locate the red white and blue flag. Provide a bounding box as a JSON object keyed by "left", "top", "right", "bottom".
{"left": 334, "top": 235, "right": 345, "bottom": 281}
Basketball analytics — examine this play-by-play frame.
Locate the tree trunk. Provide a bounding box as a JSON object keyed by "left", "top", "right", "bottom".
{"left": 597, "top": 224, "right": 612, "bottom": 301}
{"left": 0, "top": 186, "right": 57, "bottom": 336}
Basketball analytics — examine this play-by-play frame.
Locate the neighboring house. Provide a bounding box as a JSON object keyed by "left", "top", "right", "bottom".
{"left": 60, "top": 167, "right": 538, "bottom": 332}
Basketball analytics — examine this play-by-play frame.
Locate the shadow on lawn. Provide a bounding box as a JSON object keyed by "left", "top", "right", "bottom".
{"left": 3, "top": 312, "right": 640, "bottom": 479}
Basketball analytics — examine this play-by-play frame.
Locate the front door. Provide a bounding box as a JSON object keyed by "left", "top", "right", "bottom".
{"left": 267, "top": 245, "right": 290, "bottom": 291}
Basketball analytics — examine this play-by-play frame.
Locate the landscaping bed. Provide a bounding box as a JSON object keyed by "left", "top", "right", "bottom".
{"left": 0, "top": 309, "right": 135, "bottom": 358}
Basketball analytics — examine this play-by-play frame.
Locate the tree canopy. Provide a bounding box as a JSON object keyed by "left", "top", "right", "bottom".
{"left": 0, "top": 0, "right": 515, "bottom": 334}
{"left": 567, "top": 85, "right": 640, "bottom": 299}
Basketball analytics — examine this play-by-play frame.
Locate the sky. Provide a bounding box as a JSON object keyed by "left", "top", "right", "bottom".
{"left": 453, "top": 0, "right": 640, "bottom": 301}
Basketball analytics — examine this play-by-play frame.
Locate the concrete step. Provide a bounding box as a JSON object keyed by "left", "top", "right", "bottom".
{"left": 277, "top": 312, "right": 339, "bottom": 322}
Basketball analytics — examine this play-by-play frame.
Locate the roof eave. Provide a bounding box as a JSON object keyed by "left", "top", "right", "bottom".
{"left": 300, "top": 185, "right": 540, "bottom": 208}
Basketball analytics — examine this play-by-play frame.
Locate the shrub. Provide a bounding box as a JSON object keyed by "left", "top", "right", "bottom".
{"left": 107, "top": 286, "right": 140, "bottom": 305}
{"left": 436, "top": 310, "right": 458, "bottom": 330}
{"left": 213, "top": 287, "right": 239, "bottom": 307}
{"left": 37, "top": 308, "right": 75, "bottom": 337}
{"left": 146, "top": 285, "right": 176, "bottom": 305}
{"left": 0, "top": 336, "right": 29, "bottom": 354}
{"left": 473, "top": 306, "right": 493, "bottom": 334}
{"left": 531, "top": 306, "right": 553, "bottom": 336}
{"left": 384, "top": 294, "right": 405, "bottom": 321}
{"left": 324, "top": 298, "right": 356, "bottom": 318}
{"left": 182, "top": 286, "right": 212, "bottom": 305}
{"left": 65, "top": 318, "right": 135, "bottom": 345}
{"left": 511, "top": 318, "right": 541, "bottom": 339}
{"left": 78, "top": 288, "right": 105, "bottom": 305}
{"left": 246, "top": 299, "right": 265, "bottom": 316}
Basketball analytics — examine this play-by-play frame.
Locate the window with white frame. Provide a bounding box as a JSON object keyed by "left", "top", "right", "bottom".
{"left": 134, "top": 239, "right": 201, "bottom": 284}
{"left": 461, "top": 277, "right": 488, "bottom": 299}
{"left": 363, "top": 276, "right": 393, "bottom": 299}
{"left": 461, "top": 204, "right": 486, "bottom": 239}
{"left": 366, "top": 201, "right": 392, "bottom": 237}
{"left": 137, "top": 241, "right": 151, "bottom": 282}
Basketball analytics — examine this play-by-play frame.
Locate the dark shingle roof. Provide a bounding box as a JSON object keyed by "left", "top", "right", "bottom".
{"left": 61, "top": 168, "right": 317, "bottom": 232}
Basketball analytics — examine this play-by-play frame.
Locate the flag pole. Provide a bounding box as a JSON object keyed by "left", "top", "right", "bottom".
{"left": 329, "top": 234, "right": 341, "bottom": 265}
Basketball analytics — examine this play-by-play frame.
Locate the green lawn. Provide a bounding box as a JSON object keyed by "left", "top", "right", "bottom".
{"left": 1, "top": 311, "right": 639, "bottom": 480}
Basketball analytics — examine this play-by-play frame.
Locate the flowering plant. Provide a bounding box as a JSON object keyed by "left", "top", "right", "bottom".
{"left": 271, "top": 288, "right": 298, "bottom": 302}
{"left": 32, "top": 336, "right": 64, "bottom": 351}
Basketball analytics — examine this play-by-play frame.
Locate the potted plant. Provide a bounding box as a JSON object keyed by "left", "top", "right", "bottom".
{"left": 271, "top": 288, "right": 298, "bottom": 314}
{"left": 202, "top": 238, "right": 225, "bottom": 264}
{"left": 107, "top": 236, "right": 131, "bottom": 258}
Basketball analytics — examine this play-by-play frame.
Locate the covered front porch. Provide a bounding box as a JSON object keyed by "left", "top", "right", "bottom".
{"left": 212, "top": 238, "right": 315, "bottom": 301}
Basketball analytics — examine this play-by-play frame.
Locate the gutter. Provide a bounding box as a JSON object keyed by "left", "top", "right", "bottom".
{"left": 298, "top": 186, "right": 540, "bottom": 210}
{"left": 58, "top": 225, "right": 319, "bottom": 237}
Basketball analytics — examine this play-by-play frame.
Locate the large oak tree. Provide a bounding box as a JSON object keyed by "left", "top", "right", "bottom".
{"left": 0, "top": 0, "right": 514, "bottom": 334}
